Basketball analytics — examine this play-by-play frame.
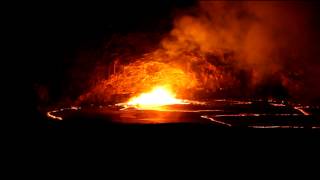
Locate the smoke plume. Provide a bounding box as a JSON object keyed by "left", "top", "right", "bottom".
{"left": 77, "top": 1, "right": 320, "bottom": 105}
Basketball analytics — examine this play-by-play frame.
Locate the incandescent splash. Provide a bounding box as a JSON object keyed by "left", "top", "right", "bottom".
{"left": 121, "top": 86, "right": 188, "bottom": 110}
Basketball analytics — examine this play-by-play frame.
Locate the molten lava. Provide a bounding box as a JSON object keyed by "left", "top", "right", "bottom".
{"left": 124, "top": 86, "right": 188, "bottom": 109}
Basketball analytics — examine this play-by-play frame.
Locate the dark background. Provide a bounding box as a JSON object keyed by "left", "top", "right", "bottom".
{"left": 4, "top": 1, "right": 320, "bottom": 159}
{"left": 8, "top": 0, "right": 320, "bottom": 128}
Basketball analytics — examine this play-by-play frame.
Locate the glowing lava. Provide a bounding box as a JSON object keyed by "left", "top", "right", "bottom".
{"left": 125, "top": 86, "right": 188, "bottom": 109}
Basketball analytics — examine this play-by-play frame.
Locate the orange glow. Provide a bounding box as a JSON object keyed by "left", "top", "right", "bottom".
{"left": 125, "top": 86, "right": 188, "bottom": 109}
{"left": 75, "top": 2, "right": 317, "bottom": 106}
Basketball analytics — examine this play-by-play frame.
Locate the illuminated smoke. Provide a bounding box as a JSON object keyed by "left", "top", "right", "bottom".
{"left": 77, "top": 1, "right": 320, "bottom": 105}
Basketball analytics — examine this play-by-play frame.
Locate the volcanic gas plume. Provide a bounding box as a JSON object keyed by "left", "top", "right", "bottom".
{"left": 75, "top": 1, "right": 320, "bottom": 106}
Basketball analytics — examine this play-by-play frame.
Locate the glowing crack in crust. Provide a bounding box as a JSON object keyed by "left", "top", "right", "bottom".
{"left": 46, "top": 106, "right": 80, "bottom": 121}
